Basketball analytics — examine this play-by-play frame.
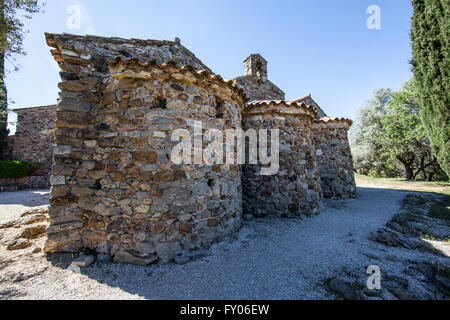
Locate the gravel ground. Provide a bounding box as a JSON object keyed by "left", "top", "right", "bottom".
{"left": 3, "top": 185, "right": 436, "bottom": 300}
{"left": 0, "top": 190, "right": 49, "bottom": 223}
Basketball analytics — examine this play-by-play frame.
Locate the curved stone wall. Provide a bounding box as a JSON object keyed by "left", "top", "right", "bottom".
{"left": 242, "top": 101, "right": 323, "bottom": 218}
{"left": 46, "top": 52, "right": 245, "bottom": 264}
{"left": 312, "top": 118, "right": 356, "bottom": 199}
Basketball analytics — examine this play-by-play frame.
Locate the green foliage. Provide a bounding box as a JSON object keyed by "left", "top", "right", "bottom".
{"left": 376, "top": 80, "right": 432, "bottom": 180}
{"left": 350, "top": 88, "right": 402, "bottom": 177}
{"left": 28, "top": 161, "right": 43, "bottom": 174}
{"left": 0, "top": 160, "right": 29, "bottom": 178}
{"left": 0, "top": 1, "right": 44, "bottom": 63}
{"left": 351, "top": 80, "right": 448, "bottom": 181}
{"left": 411, "top": 0, "right": 450, "bottom": 177}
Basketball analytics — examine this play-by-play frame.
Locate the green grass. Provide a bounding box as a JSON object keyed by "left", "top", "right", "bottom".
{"left": 355, "top": 174, "right": 450, "bottom": 196}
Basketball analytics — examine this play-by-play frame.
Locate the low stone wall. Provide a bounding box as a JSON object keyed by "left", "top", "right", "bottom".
{"left": 312, "top": 118, "right": 356, "bottom": 199}
{"left": 8, "top": 105, "right": 57, "bottom": 182}
{"left": 0, "top": 176, "right": 49, "bottom": 192}
{"left": 242, "top": 100, "right": 323, "bottom": 217}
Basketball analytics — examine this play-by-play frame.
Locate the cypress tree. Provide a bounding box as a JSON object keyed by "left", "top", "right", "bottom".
{"left": 410, "top": 0, "right": 450, "bottom": 177}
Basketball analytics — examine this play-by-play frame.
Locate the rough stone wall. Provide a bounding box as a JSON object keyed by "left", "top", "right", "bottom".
{"left": 0, "top": 175, "right": 50, "bottom": 191}
{"left": 10, "top": 105, "right": 56, "bottom": 171}
{"left": 44, "top": 33, "right": 216, "bottom": 256}
{"left": 45, "top": 32, "right": 245, "bottom": 264}
{"left": 233, "top": 54, "right": 285, "bottom": 102}
{"left": 312, "top": 118, "right": 356, "bottom": 199}
{"left": 242, "top": 101, "right": 323, "bottom": 218}
{"left": 43, "top": 33, "right": 357, "bottom": 265}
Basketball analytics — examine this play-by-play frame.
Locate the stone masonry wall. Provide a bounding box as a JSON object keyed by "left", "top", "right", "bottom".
{"left": 312, "top": 118, "right": 356, "bottom": 199}
{"left": 43, "top": 33, "right": 357, "bottom": 265}
{"left": 44, "top": 33, "right": 218, "bottom": 256}
{"left": 10, "top": 105, "right": 56, "bottom": 170}
{"left": 242, "top": 101, "right": 323, "bottom": 218}
{"left": 45, "top": 32, "right": 245, "bottom": 264}
{"left": 3, "top": 105, "right": 56, "bottom": 189}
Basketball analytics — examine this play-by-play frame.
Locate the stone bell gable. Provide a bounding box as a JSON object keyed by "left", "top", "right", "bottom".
{"left": 233, "top": 54, "right": 285, "bottom": 102}
{"left": 43, "top": 32, "right": 356, "bottom": 265}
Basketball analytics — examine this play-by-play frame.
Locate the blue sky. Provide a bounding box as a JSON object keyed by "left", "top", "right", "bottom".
{"left": 6, "top": 0, "right": 413, "bottom": 133}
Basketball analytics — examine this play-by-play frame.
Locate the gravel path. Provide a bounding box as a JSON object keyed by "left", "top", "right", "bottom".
{"left": 0, "top": 185, "right": 412, "bottom": 300}
{"left": 0, "top": 190, "right": 49, "bottom": 223}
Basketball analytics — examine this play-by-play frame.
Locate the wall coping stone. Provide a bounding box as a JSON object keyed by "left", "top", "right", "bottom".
{"left": 108, "top": 56, "right": 247, "bottom": 105}
{"left": 45, "top": 32, "right": 213, "bottom": 73}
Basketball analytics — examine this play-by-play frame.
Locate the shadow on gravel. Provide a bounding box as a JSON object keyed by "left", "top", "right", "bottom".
{"left": 40, "top": 186, "right": 449, "bottom": 300}
{"left": 328, "top": 190, "right": 449, "bottom": 300}
{"left": 0, "top": 257, "right": 14, "bottom": 273}
{"left": 0, "top": 190, "right": 49, "bottom": 207}
{"left": 0, "top": 287, "right": 26, "bottom": 299}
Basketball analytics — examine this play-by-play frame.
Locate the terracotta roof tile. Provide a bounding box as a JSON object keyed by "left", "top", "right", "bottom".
{"left": 246, "top": 99, "right": 318, "bottom": 115}
{"left": 316, "top": 117, "right": 353, "bottom": 126}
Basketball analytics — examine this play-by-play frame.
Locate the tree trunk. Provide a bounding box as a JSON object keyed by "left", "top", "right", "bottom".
{"left": 0, "top": 51, "right": 7, "bottom": 159}
{"left": 0, "top": 3, "right": 8, "bottom": 160}
{"left": 397, "top": 156, "right": 415, "bottom": 181}
{"left": 405, "top": 166, "right": 414, "bottom": 181}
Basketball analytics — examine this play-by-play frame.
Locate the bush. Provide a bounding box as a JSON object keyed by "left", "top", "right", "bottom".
{"left": 0, "top": 161, "right": 30, "bottom": 179}
{"left": 28, "top": 162, "right": 45, "bottom": 175}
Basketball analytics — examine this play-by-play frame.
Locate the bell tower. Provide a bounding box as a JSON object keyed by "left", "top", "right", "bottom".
{"left": 243, "top": 54, "right": 268, "bottom": 81}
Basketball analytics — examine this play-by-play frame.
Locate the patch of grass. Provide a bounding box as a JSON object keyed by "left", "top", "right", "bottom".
{"left": 422, "top": 234, "right": 436, "bottom": 241}
{"left": 355, "top": 174, "right": 450, "bottom": 196}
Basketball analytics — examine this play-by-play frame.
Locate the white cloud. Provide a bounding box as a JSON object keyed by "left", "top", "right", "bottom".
{"left": 67, "top": 0, "right": 97, "bottom": 35}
